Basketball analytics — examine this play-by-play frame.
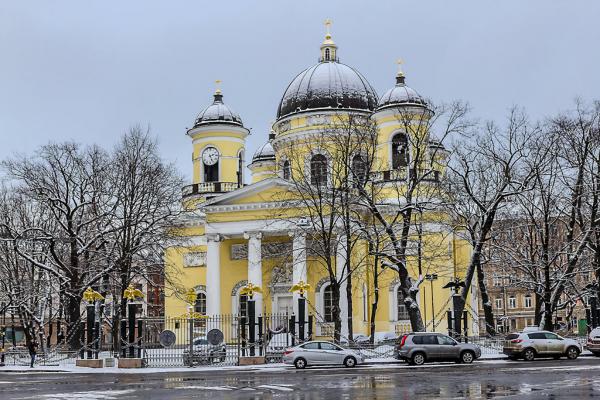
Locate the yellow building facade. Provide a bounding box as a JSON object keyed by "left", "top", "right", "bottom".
{"left": 165, "top": 26, "right": 477, "bottom": 339}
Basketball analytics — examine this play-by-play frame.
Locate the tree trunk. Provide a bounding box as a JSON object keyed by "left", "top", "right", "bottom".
{"left": 476, "top": 261, "right": 496, "bottom": 335}
{"left": 345, "top": 237, "right": 353, "bottom": 343}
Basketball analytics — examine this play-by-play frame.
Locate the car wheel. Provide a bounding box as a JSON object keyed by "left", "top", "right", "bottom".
{"left": 523, "top": 348, "right": 536, "bottom": 361}
{"left": 460, "top": 350, "right": 475, "bottom": 364}
{"left": 410, "top": 352, "right": 426, "bottom": 366}
{"left": 566, "top": 346, "right": 579, "bottom": 360}
{"left": 344, "top": 356, "right": 357, "bottom": 368}
{"left": 294, "top": 358, "right": 307, "bottom": 369}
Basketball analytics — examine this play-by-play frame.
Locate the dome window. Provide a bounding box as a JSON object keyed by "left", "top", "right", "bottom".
{"left": 283, "top": 160, "right": 291, "bottom": 180}
{"left": 310, "top": 154, "right": 328, "bottom": 186}
{"left": 391, "top": 133, "right": 409, "bottom": 170}
{"left": 351, "top": 155, "right": 367, "bottom": 186}
{"left": 325, "top": 48, "right": 331, "bottom": 61}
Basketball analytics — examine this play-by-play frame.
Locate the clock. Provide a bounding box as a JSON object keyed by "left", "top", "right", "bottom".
{"left": 202, "top": 147, "right": 219, "bottom": 166}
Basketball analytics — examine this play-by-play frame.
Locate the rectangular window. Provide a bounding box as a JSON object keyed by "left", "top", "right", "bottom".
{"left": 493, "top": 276, "right": 502, "bottom": 287}
{"left": 323, "top": 287, "right": 334, "bottom": 322}
{"left": 508, "top": 296, "right": 516, "bottom": 309}
{"left": 495, "top": 298, "right": 503, "bottom": 310}
{"left": 524, "top": 296, "right": 532, "bottom": 308}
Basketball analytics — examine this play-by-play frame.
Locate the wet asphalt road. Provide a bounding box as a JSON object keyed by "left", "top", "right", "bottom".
{"left": 3, "top": 358, "right": 600, "bottom": 399}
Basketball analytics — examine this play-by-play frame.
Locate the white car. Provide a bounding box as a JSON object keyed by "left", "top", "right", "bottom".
{"left": 282, "top": 341, "right": 365, "bottom": 369}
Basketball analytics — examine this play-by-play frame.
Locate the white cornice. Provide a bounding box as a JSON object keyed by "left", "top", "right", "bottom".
{"left": 187, "top": 124, "right": 250, "bottom": 138}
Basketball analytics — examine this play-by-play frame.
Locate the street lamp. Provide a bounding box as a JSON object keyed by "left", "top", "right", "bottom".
{"left": 425, "top": 274, "right": 438, "bottom": 331}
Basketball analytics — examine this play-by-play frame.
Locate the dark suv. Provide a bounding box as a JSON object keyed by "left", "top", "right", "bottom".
{"left": 395, "top": 332, "right": 482, "bottom": 365}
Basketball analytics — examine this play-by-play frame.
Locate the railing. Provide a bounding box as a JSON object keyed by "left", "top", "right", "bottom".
{"left": 182, "top": 182, "right": 242, "bottom": 197}
{"left": 371, "top": 169, "right": 440, "bottom": 183}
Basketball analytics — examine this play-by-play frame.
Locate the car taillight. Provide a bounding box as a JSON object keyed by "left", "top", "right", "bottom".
{"left": 283, "top": 348, "right": 294, "bottom": 355}
{"left": 511, "top": 339, "right": 523, "bottom": 344}
{"left": 399, "top": 335, "right": 408, "bottom": 349}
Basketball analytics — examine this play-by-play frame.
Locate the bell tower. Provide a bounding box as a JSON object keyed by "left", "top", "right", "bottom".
{"left": 184, "top": 81, "right": 249, "bottom": 203}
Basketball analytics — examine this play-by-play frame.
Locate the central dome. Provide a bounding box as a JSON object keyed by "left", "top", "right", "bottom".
{"left": 277, "top": 61, "right": 378, "bottom": 120}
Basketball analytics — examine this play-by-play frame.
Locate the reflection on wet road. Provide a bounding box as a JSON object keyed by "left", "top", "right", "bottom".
{"left": 3, "top": 359, "right": 600, "bottom": 399}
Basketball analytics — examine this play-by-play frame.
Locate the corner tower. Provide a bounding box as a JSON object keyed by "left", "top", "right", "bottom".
{"left": 183, "top": 82, "right": 249, "bottom": 204}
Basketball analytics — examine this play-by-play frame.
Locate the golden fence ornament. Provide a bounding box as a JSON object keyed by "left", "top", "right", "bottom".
{"left": 185, "top": 288, "right": 197, "bottom": 305}
{"left": 123, "top": 284, "right": 144, "bottom": 301}
{"left": 82, "top": 287, "right": 104, "bottom": 303}
{"left": 239, "top": 283, "right": 262, "bottom": 299}
{"left": 290, "top": 281, "right": 311, "bottom": 297}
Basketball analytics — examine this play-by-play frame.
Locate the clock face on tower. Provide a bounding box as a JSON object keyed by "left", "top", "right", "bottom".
{"left": 202, "top": 147, "right": 219, "bottom": 166}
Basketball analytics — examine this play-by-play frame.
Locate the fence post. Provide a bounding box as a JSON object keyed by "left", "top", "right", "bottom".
{"left": 289, "top": 314, "right": 296, "bottom": 347}
{"left": 248, "top": 300, "right": 256, "bottom": 356}
{"left": 79, "top": 321, "right": 85, "bottom": 359}
{"left": 308, "top": 315, "right": 313, "bottom": 341}
{"left": 463, "top": 311, "right": 468, "bottom": 342}
{"left": 298, "top": 298, "right": 306, "bottom": 342}
{"left": 120, "top": 320, "right": 127, "bottom": 358}
{"left": 127, "top": 303, "right": 136, "bottom": 358}
{"left": 258, "top": 316, "right": 263, "bottom": 356}
{"left": 188, "top": 317, "right": 194, "bottom": 367}
{"left": 86, "top": 304, "right": 94, "bottom": 359}
{"left": 137, "top": 320, "right": 143, "bottom": 359}
{"left": 446, "top": 310, "right": 453, "bottom": 338}
{"left": 241, "top": 315, "right": 247, "bottom": 357}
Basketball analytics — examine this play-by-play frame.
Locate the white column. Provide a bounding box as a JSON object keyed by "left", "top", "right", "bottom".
{"left": 336, "top": 238, "right": 349, "bottom": 339}
{"left": 206, "top": 234, "right": 221, "bottom": 316}
{"left": 291, "top": 232, "right": 307, "bottom": 317}
{"left": 244, "top": 232, "right": 263, "bottom": 315}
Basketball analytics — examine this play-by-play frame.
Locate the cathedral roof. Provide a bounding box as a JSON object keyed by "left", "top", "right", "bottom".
{"left": 252, "top": 141, "right": 276, "bottom": 163}
{"left": 276, "top": 22, "right": 378, "bottom": 120}
{"left": 377, "top": 66, "right": 427, "bottom": 111}
{"left": 192, "top": 90, "right": 243, "bottom": 128}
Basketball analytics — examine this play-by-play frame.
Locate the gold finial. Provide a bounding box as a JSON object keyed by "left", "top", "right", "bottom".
{"left": 214, "top": 79, "right": 222, "bottom": 95}
{"left": 123, "top": 284, "right": 144, "bottom": 301}
{"left": 324, "top": 19, "right": 332, "bottom": 39}
{"left": 239, "top": 283, "right": 262, "bottom": 299}
{"left": 83, "top": 287, "right": 104, "bottom": 303}
{"left": 290, "top": 281, "right": 311, "bottom": 297}
{"left": 185, "top": 288, "right": 197, "bottom": 305}
{"left": 396, "top": 58, "right": 404, "bottom": 77}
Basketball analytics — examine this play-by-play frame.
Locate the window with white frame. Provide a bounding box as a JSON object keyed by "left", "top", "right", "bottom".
{"left": 310, "top": 154, "right": 328, "bottom": 186}
{"left": 492, "top": 276, "right": 502, "bottom": 287}
{"left": 508, "top": 296, "right": 516, "bottom": 309}
{"left": 323, "top": 285, "right": 334, "bottom": 322}
{"left": 194, "top": 292, "right": 207, "bottom": 315}
{"left": 495, "top": 298, "right": 503, "bottom": 310}
{"left": 397, "top": 288, "right": 409, "bottom": 320}
{"left": 524, "top": 295, "right": 532, "bottom": 308}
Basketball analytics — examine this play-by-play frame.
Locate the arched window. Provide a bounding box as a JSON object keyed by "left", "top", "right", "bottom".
{"left": 310, "top": 154, "right": 328, "bottom": 186}
{"left": 282, "top": 160, "right": 291, "bottom": 180}
{"left": 325, "top": 48, "right": 330, "bottom": 61}
{"left": 323, "top": 285, "right": 334, "bottom": 322}
{"left": 194, "top": 292, "right": 207, "bottom": 315}
{"left": 397, "top": 288, "right": 409, "bottom": 320}
{"left": 391, "top": 133, "right": 409, "bottom": 170}
{"left": 351, "top": 155, "right": 367, "bottom": 186}
{"left": 237, "top": 151, "right": 244, "bottom": 186}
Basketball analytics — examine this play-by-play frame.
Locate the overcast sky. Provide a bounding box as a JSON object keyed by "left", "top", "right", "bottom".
{"left": 1, "top": 1, "right": 599, "bottom": 181}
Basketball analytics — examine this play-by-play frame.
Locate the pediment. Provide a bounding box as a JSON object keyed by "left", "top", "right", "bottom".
{"left": 202, "top": 178, "right": 294, "bottom": 208}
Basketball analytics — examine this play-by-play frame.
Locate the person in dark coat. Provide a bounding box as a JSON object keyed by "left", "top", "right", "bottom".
{"left": 28, "top": 339, "right": 38, "bottom": 368}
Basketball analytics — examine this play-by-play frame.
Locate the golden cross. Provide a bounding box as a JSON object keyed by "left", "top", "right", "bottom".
{"left": 324, "top": 19, "right": 332, "bottom": 36}
{"left": 396, "top": 58, "right": 404, "bottom": 75}
{"left": 215, "top": 79, "right": 222, "bottom": 94}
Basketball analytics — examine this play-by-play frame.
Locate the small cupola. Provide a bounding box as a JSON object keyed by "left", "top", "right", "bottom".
{"left": 319, "top": 19, "right": 338, "bottom": 62}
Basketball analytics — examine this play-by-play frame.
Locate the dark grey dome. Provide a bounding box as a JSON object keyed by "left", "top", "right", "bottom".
{"left": 377, "top": 76, "right": 427, "bottom": 110}
{"left": 277, "top": 61, "right": 378, "bottom": 119}
{"left": 192, "top": 92, "right": 243, "bottom": 128}
{"left": 252, "top": 141, "right": 276, "bottom": 163}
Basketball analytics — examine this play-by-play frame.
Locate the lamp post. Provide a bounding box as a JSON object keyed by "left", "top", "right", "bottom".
{"left": 424, "top": 274, "right": 438, "bottom": 331}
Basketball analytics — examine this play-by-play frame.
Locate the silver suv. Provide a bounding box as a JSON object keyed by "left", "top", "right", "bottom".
{"left": 395, "top": 333, "right": 482, "bottom": 365}
{"left": 503, "top": 331, "right": 581, "bottom": 361}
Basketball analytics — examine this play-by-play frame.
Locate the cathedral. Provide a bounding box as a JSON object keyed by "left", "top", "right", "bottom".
{"left": 164, "top": 22, "right": 476, "bottom": 339}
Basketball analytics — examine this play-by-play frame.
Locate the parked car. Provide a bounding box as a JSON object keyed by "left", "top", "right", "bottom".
{"left": 503, "top": 331, "right": 582, "bottom": 361}
{"left": 586, "top": 327, "right": 600, "bottom": 356}
{"left": 182, "top": 337, "right": 226, "bottom": 366}
{"left": 395, "top": 332, "right": 481, "bottom": 365}
{"left": 282, "top": 341, "right": 364, "bottom": 369}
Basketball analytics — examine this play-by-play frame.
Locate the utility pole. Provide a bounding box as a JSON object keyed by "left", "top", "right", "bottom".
{"left": 425, "top": 274, "right": 438, "bottom": 331}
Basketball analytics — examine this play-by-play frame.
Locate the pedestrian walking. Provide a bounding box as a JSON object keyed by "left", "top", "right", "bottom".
{"left": 28, "top": 339, "right": 38, "bottom": 368}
